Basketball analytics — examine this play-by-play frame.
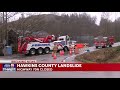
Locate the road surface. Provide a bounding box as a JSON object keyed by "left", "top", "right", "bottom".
{"left": 0, "top": 42, "right": 120, "bottom": 78}
{"left": 1, "top": 71, "right": 120, "bottom": 78}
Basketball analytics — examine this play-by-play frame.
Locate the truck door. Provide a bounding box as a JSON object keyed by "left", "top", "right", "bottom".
{"left": 58, "top": 38, "right": 66, "bottom": 46}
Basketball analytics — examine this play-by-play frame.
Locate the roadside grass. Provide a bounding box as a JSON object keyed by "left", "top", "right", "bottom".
{"left": 75, "top": 46, "right": 120, "bottom": 63}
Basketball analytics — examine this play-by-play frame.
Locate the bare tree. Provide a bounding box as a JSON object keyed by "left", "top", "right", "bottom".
{"left": 101, "top": 12, "right": 110, "bottom": 19}
{"left": 1, "top": 12, "right": 19, "bottom": 45}
{"left": 100, "top": 12, "right": 110, "bottom": 36}
{"left": 0, "top": 12, "right": 2, "bottom": 23}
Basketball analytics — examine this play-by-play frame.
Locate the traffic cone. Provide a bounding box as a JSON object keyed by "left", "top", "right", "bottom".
{"left": 62, "top": 50, "right": 64, "bottom": 55}
{"left": 60, "top": 50, "right": 64, "bottom": 55}
{"left": 60, "top": 50, "right": 61, "bottom": 55}
{"left": 72, "top": 48, "right": 74, "bottom": 53}
{"left": 75, "top": 47, "right": 79, "bottom": 54}
{"left": 69, "top": 49, "right": 72, "bottom": 55}
{"left": 53, "top": 54, "right": 57, "bottom": 59}
{"left": 52, "top": 52, "right": 54, "bottom": 57}
{"left": 60, "top": 50, "right": 62, "bottom": 55}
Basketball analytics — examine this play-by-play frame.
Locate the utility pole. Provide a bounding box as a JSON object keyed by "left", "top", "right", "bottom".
{"left": 5, "top": 12, "right": 8, "bottom": 45}
{"left": 2, "top": 12, "right": 6, "bottom": 45}
{"left": 2, "top": 12, "right": 8, "bottom": 46}
{"left": 21, "top": 13, "right": 24, "bottom": 37}
{"left": 2, "top": 12, "right": 4, "bottom": 42}
{"left": 0, "top": 12, "right": 4, "bottom": 43}
{"left": 114, "top": 12, "right": 116, "bottom": 36}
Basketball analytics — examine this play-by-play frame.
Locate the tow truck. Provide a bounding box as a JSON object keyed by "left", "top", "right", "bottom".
{"left": 18, "top": 35, "right": 76, "bottom": 55}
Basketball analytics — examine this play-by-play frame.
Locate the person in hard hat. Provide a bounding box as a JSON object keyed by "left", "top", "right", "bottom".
{"left": 52, "top": 42, "right": 58, "bottom": 57}
{"left": 69, "top": 44, "right": 73, "bottom": 55}
{"left": 74, "top": 45, "right": 79, "bottom": 54}
{"left": 85, "top": 43, "right": 90, "bottom": 52}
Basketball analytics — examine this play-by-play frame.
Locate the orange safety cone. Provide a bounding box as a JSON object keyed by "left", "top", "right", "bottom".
{"left": 75, "top": 47, "right": 79, "bottom": 54}
{"left": 52, "top": 52, "right": 54, "bottom": 57}
{"left": 60, "top": 50, "right": 64, "bottom": 55}
{"left": 53, "top": 54, "right": 57, "bottom": 59}
{"left": 60, "top": 50, "right": 62, "bottom": 55}
{"left": 62, "top": 50, "right": 64, "bottom": 55}
{"left": 69, "top": 49, "right": 72, "bottom": 55}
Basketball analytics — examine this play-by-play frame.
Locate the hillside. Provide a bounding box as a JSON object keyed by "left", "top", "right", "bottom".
{"left": 75, "top": 46, "right": 120, "bottom": 63}
{"left": 2, "top": 14, "right": 99, "bottom": 38}
{"left": 1, "top": 13, "right": 120, "bottom": 44}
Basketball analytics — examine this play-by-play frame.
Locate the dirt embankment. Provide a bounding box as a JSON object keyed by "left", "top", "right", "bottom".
{"left": 75, "top": 46, "right": 120, "bottom": 63}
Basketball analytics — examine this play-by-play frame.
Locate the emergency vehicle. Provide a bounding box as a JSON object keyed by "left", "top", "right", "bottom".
{"left": 94, "top": 36, "right": 115, "bottom": 49}
{"left": 18, "top": 35, "right": 76, "bottom": 55}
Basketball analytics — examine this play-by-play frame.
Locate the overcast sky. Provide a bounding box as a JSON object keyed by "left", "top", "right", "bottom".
{"left": 9, "top": 12, "right": 120, "bottom": 25}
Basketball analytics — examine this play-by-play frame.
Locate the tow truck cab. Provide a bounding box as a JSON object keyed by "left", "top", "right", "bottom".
{"left": 56, "top": 35, "right": 76, "bottom": 51}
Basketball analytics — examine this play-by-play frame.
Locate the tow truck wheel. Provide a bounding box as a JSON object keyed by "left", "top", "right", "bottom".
{"left": 29, "top": 48, "right": 36, "bottom": 55}
{"left": 109, "top": 45, "right": 112, "bottom": 47}
{"left": 44, "top": 47, "right": 50, "bottom": 54}
{"left": 37, "top": 48, "right": 43, "bottom": 55}
{"left": 96, "top": 46, "right": 98, "bottom": 49}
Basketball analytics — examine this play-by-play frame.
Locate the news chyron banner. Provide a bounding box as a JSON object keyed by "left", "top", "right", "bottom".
{"left": 0, "top": 63, "right": 82, "bottom": 71}
{"left": 0, "top": 64, "right": 2, "bottom": 71}
{"left": 15, "top": 63, "right": 120, "bottom": 71}
{"left": 1, "top": 62, "right": 120, "bottom": 71}
{"left": 16, "top": 63, "right": 82, "bottom": 71}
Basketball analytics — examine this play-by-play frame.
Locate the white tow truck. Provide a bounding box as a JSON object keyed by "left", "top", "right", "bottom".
{"left": 18, "top": 35, "right": 76, "bottom": 55}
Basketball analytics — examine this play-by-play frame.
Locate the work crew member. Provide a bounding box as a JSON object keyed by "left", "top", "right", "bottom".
{"left": 69, "top": 44, "right": 75, "bottom": 55}
{"left": 52, "top": 43, "right": 58, "bottom": 57}
{"left": 74, "top": 45, "right": 79, "bottom": 54}
{"left": 85, "top": 43, "right": 90, "bottom": 52}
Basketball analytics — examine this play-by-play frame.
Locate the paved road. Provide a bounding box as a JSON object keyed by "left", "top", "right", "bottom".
{"left": 0, "top": 42, "right": 120, "bottom": 78}
{"left": 1, "top": 71, "right": 120, "bottom": 78}
{"left": 0, "top": 52, "right": 80, "bottom": 63}
{"left": 0, "top": 46, "right": 97, "bottom": 62}
{"left": 1, "top": 42, "right": 119, "bottom": 62}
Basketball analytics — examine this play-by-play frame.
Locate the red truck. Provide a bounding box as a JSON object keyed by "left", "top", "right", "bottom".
{"left": 94, "top": 36, "right": 115, "bottom": 49}
{"left": 17, "top": 35, "right": 75, "bottom": 55}
{"left": 17, "top": 35, "right": 56, "bottom": 55}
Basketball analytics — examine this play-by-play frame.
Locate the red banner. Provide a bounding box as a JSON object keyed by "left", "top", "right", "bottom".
{"left": 15, "top": 63, "right": 120, "bottom": 71}
{"left": 0, "top": 64, "right": 2, "bottom": 71}
{"left": 16, "top": 63, "right": 82, "bottom": 71}
{"left": 82, "top": 63, "right": 120, "bottom": 71}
